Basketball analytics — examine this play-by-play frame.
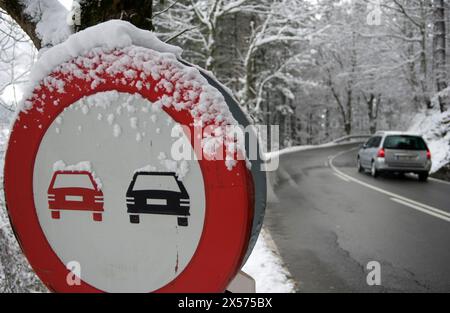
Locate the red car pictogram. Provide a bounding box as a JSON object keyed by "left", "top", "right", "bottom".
{"left": 48, "top": 171, "right": 104, "bottom": 222}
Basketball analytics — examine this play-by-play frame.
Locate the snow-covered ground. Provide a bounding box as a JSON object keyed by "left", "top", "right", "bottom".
{"left": 409, "top": 110, "right": 450, "bottom": 173}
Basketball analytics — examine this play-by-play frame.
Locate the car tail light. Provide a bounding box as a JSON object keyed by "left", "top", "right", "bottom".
{"left": 427, "top": 150, "right": 431, "bottom": 160}
{"left": 377, "top": 148, "right": 385, "bottom": 158}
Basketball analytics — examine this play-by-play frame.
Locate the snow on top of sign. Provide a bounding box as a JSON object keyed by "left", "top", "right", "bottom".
{"left": 134, "top": 157, "right": 189, "bottom": 181}
{"left": 20, "top": 20, "right": 246, "bottom": 171}
{"left": 53, "top": 160, "right": 103, "bottom": 189}
{"left": 26, "top": 20, "right": 182, "bottom": 89}
{"left": 135, "top": 165, "right": 157, "bottom": 173}
{"left": 158, "top": 153, "right": 190, "bottom": 180}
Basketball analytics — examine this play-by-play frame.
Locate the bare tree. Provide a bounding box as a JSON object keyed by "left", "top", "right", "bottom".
{"left": 240, "top": 0, "right": 318, "bottom": 113}
{"left": 432, "top": 0, "right": 448, "bottom": 112}
{"left": 0, "top": 9, "right": 35, "bottom": 112}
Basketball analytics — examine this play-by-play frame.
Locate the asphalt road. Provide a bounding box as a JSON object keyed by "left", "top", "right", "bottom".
{"left": 265, "top": 142, "right": 450, "bottom": 292}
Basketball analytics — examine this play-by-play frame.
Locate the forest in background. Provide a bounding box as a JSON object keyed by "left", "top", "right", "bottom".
{"left": 152, "top": 0, "right": 449, "bottom": 147}
{"left": 0, "top": 0, "right": 449, "bottom": 147}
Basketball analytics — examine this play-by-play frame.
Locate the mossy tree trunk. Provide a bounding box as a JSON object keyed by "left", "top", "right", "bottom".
{"left": 0, "top": 0, "right": 158, "bottom": 49}
{"left": 0, "top": 0, "right": 41, "bottom": 48}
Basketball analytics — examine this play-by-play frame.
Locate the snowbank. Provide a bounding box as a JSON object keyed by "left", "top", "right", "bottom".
{"left": 264, "top": 141, "right": 341, "bottom": 160}
{"left": 409, "top": 110, "right": 450, "bottom": 173}
{"left": 243, "top": 228, "right": 296, "bottom": 293}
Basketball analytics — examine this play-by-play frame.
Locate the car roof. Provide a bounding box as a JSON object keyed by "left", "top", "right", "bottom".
{"left": 374, "top": 131, "right": 422, "bottom": 137}
{"left": 54, "top": 170, "right": 93, "bottom": 176}
{"left": 134, "top": 171, "right": 177, "bottom": 177}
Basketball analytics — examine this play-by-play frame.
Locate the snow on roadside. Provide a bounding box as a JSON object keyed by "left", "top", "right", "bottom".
{"left": 409, "top": 110, "right": 450, "bottom": 173}
{"left": 244, "top": 228, "right": 296, "bottom": 293}
{"left": 264, "top": 141, "right": 341, "bottom": 160}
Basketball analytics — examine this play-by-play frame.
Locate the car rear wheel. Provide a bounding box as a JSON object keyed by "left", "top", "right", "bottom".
{"left": 418, "top": 173, "right": 429, "bottom": 182}
{"left": 371, "top": 161, "right": 379, "bottom": 178}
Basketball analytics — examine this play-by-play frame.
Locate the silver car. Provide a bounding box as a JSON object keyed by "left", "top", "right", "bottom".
{"left": 357, "top": 132, "right": 432, "bottom": 182}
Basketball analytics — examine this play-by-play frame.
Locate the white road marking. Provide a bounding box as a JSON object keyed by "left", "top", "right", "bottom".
{"left": 390, "top": 198, "right": 450, "bottom": 223}
{"left": 329, "top": 149, "right": 450, "bottom": 223}
{"left": 334, "top": 173, "right": 350, "bottom": 182}
{"left": 429, "top": 177, "right": 450, "bottom": 186}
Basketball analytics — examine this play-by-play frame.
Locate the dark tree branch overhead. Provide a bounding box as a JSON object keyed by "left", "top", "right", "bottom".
{"left": 0, "top": 0, "right": 41, "bottom": 49}
{"left": 0, "top": 0, "right": 157, "bottom": 49}
{"left": 79, "top": 0, "right": 154, "bottom": 32}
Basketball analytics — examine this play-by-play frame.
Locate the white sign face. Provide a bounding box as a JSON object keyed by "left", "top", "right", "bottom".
{"left": 33, "top": 91, "right": 206, "bottom": 293}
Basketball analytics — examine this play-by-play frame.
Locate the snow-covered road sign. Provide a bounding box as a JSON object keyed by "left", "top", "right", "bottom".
{"left": 3, "top": 21, "right": 266, "bottom": 293}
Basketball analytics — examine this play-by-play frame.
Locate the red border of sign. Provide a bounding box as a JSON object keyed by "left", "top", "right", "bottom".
{"left": 4, "top": 48, "right": 254, "bottom": 293}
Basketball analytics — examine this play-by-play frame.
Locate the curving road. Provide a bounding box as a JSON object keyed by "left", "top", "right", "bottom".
{"left": 265, "top": 142, "right": 450, "bottom": 292}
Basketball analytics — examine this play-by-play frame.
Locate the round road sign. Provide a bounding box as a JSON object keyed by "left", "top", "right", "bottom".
{"left": 4, "top": 45, "right": 254, "bottom": 292}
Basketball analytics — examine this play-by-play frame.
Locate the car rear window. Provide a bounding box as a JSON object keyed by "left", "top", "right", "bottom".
{"left": 133, "top": 175, "right": 181, "bottom": 193}
{"left": 53, "top": 174, "right": 95, "bottom": 189}
{"left": 383, "top": 135, "right": 427, "bottom": 151}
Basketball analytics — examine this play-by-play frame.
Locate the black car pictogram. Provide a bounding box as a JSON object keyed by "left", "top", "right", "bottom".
{"left": 126, "top": 172, "right": 190, "bottom": 226}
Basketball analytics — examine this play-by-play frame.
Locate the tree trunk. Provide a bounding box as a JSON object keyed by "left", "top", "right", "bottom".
{"left": 0, "top": 0, "right": 155, "bottom": 49}
{"left": 79, "top": 0, "right": 154, "bottom": 31}
{"left": 0, "top": 0, "right": 41, "bottom": 49}
{"left": 433, "top": 0, "right": 448, "bottom": 112}
{"left": 419, "top": 0, "right": 432, "bottom": 110}
{"left": 365, "top": 93, "right": 380, "bottom": 134}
